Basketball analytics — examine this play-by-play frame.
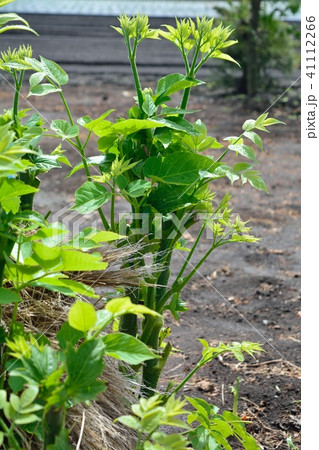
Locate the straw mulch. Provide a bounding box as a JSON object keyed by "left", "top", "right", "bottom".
{"left": 2, "top": 243, "right": 152, "bottom": 449}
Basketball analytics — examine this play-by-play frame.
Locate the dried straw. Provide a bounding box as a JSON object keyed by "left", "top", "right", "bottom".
{"left": 1, "top": 242, "right": 154, "bottom": 449}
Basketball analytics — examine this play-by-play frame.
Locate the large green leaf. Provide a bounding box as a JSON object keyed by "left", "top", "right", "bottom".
{"left": 19, "top": 346, "right": 59, "bottom": 384}
{"left": 28, "top": 242, "right": 107, "bottom": 271}
{"left": 72, "top": 181, "right": 111, "bottom": 214}
{"left": 103, "top": 333, "right": 159, "bottom": 364}
{"left": 65, "top": 339, "right": 105, "bottom": 403}
{"left": 143, "top": 153, "right": 218, "bottom": 185}
{"left": 31, "top": 276, "right": 99, "bottom": 299}
{"left": 147, "top": 184, "right": 198, "bottom": 214}
{"left": 110, "top": 119, "right": 166, "bottom": 137}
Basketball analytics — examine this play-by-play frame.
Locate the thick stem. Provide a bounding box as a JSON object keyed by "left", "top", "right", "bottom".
{"left": 43, "top": 406, "right": 66, "bottom": 448}
{"left": 119, "top": 288, "right": 139, "bottom": 336}
{"left": 156, "top": 240, "right": 222, "bottom": 312}
{"left": 12, "top": 70, "right": 24, "bottom": 135}
{"left": 129, "top": 41, "right": 144, "bottom": 109}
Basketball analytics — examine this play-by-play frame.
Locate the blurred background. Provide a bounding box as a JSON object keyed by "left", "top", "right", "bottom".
{"left": 0, "top": 0, "right": 301, "bottom": 102}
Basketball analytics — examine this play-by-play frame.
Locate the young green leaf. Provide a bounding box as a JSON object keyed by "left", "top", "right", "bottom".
{"left": 142, "top": 94, "right": 157, "bottom": 117}
{"left": 228, "top": 143, "right": 257, "bottom": 161}
{"left": 155, "top": 73, "right": 204, "bottom": 97}
{"left": 243, "top": 131, "right": 263, "bottom": 151}
{"left": 105, "top": 297, "right": 161, "bottom": 318}
{"left": 72, "top": 181, "right": 111, "bottom": 214}
{"left": 28, "top": 84, "right": 61, "bottom": 97}
{"left": 51, "top": 119, "right": 79, "bottom": 140}
{"left": 68, "top": 300, "right": 97, "bottom": 332}
{"left": 38, "top": 56, "right": 69, "bottom": 85}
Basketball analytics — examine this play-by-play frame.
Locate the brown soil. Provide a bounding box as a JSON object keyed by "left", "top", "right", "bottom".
{"left": 0, "top": 14, "right": 301, "bottom": 449}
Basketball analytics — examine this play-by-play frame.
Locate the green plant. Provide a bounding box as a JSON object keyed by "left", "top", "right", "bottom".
{"left": 117, "top": 341, "right": 262, "bottom": 449}
{"left": 9, "top": 14, "right": 284, "bottom": 396}
{"left": 214, "top": 0, "right": 301, "bottom": 96}
{"left": 0, "top": 5, "right": 286, "bottom": 447}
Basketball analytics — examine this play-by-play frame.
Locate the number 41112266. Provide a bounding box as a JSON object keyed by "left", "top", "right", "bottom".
{"left": 306, "top": 16, "right": 316, "bottom": 79}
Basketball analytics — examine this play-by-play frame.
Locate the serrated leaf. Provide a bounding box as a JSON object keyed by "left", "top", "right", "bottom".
{"left": 72, "top": 181, "right": 111, "bottom": 214}
{"left": 143, "top": 153, "right": 218, "bottom": 185}
{"left": 51, "top": 119, "right": 79, "bottom": 140}
{"left": 104, "top": 333, "right": 158, "bottom": 364}
{"left": 65, "top": 339, "right": 105, "bottom": 403}
{"left": 39, "top": 56, "right": 69, "bottom": 85}
{"left": 68, "top": 300, "right": 97, "bottom": 332}
{"left": 147, "top": 184, "right": 197, "bottom": 214}
{"left": 142, "top": 94, "right": 157, "bottom": 117}
{"left": 0, "top": 179, "right": 38, "bottom": 213}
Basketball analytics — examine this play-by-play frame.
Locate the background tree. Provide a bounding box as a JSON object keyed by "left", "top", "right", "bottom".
{"left": 214, "top": 0, "right": 301, "bottom": 97}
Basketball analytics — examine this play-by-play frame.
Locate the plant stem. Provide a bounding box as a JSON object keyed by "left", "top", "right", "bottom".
{"left": 167, "top": 351, "right": 225, "bottom": 399}
{"left": 58, "top": 90, "right": 111, "bottom": 231}
{"left": 129, "top": 40, "right": 144, "bottom": 109}
{"left": 175, "top": 222, "right": 206, "bottom": 281}
{"left": 156, "top": 240, "right": 219, "bottom": 312}
{"left": 12, "top": 70, "right": 24, "bottom": 135}
{"left": 0, "top": 417, "right": 20, "bottom": 450}
{"left": 111, "top": 181, "right": 116, "bottom": 230}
